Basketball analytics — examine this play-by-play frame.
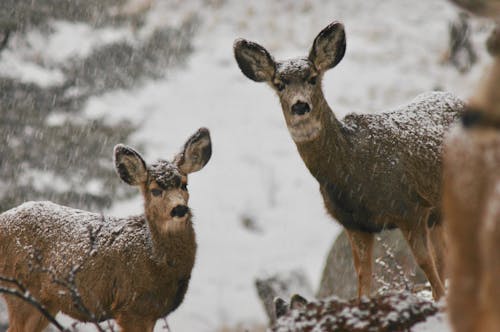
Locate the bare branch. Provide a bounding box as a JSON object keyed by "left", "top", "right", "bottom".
{"left": 0, "top": 275, "right": 27, "bottom": 293}
{"left": 0, "top": 29, "right": 10, "bottom": 52}
{"left": 375, "top": 235, "right": 414, "bottom": 295}
{"left": 162, "top": 318, "right": 171, "bottom": 332}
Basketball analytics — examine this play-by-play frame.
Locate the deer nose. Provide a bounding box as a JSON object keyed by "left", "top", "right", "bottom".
{"left": 171, "top": 205, "right": 189, "bottom": 218}
{"left": 291, "top": 102, "right": 310, "bottom": 115}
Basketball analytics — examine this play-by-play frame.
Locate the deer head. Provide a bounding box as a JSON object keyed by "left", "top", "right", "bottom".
{"left": 114, "top": 128, "right": 212, "bottom": 233}
{"left": 234, "top": 22, "right": 346, "bottom": 143}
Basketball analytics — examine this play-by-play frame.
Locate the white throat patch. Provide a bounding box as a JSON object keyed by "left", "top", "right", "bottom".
{"left": 287, "top": 116, "right": 322, "bottom": 143}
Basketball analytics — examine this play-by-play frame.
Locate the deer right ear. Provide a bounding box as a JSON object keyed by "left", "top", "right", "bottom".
{"left": 308, "top": 21, "right": 346, "bottom": 72}
{"left": 114, "top": 144, "right": 148, "bottom": 185}
{"left": 234, "top": 38, "right": 276, "bottom": 82}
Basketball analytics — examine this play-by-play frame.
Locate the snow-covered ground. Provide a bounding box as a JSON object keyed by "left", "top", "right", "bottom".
{"left": 1, "top": 0, "right": 493, "bottom": 331}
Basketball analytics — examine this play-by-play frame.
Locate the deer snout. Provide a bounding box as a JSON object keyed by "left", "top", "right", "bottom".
{"left": 291, "top": 101, "right": 311, "bottom": 116}
{"left": 171, "top": 205, "right": 189, "bottom": 218}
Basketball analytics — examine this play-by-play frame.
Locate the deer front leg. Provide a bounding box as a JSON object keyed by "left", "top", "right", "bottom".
{"left": 116, "top": 314, "right": 156, "bottom": 332}
{"left": 429, "top": 222, "right": 446, "bottom": 282}
{"left": 346, "top": 229, "right": 374, "bottom": 299}
{"left": 5, "top": 297, "right": 56, "bottom": 332}
{"left": 400, "top": 221, "right": 445, "bottom": 300}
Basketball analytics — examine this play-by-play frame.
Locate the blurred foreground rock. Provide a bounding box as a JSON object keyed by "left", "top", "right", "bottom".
{"left": 318, "top": 230, "right": 427, "bottom": 299}
{"left": 271, "top": 291, "right": 439, "bottom": 332}
{"left": 255, "top": 269, "right": 314, "bottom": 325}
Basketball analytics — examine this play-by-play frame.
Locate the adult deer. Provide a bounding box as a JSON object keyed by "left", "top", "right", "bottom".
{"left": 445, "top": 1, "right": 500, "bottom": 331}
{"left": 0, "top": 128, "right": 212, "bottom": 332}
{"left": 234, "top": 21, "right": 464, "bottom": 300}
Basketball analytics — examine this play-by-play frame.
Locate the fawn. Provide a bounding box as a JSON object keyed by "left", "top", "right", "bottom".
{"left": 0, "top": 128, "right": 212, "bottom": 332}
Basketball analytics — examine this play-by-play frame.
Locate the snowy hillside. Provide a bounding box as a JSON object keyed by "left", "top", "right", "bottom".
{"left": 0, "top": 0, "right": 494, "bottom": 331}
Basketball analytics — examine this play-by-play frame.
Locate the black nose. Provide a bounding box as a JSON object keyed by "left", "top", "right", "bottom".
{"left": 171, "top": 205, "right": 189, "bottom": 218}
{"left": 291, "top": 102, "right": 310, "bottom": 115}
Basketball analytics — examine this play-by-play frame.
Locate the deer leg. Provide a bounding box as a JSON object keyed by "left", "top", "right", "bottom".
{"left": 429, "top": 223, "right": 446, "bottom": 281}
{"left": 116, "top": 314, "right": 156, "bottom": 332}
{"left": 5, "top": 297, "right": 56, "bottom": 332}
{"left": 400, "top": 221, "right": 445, "bottom": 300}
{"left": 346, "top": 229, "right": 374, "bottom": 299}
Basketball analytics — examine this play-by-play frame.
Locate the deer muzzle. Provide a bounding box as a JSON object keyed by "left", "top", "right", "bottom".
{"left": 171, "top": 205, "right": 189, "bottom": 218}
{"left": 291, "top": 101, "right": 311, "bottom": 116}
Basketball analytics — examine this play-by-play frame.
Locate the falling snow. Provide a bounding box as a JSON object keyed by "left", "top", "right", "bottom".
{"left": 0, "top": 0, "right": 495, "bottom": 331}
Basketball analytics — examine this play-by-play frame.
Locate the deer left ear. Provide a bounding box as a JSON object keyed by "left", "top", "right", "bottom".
{"left": 175, "top": 128, "right": 212, "bottom": 174}
{"left": 309, "top": 21, "right": 346, "bottom": 72}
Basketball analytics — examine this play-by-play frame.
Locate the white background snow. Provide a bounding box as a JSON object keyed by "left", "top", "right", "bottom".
{"left": 1, "top": 0, "right": 494, "bottom": 331}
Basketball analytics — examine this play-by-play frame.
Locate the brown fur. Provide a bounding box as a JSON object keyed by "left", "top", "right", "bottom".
{"left": 444, "top": 11, "right": 500, "bottom": 332}
{"left": 0, "top": 128, "right": 212, "bottom": 332}
{"left": 234, "top": 22, "right": 465, "bottom": 300}
{"left": 450, "top": 0, "right": 500, "bottom": 19}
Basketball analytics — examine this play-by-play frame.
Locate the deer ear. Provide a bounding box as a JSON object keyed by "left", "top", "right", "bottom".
{"left": 175, "top": 128, "right": 212, "bottom": 174}
{"left": 308, "top": 21, "right": 346, "bottom": 72}
{"left": 114, "top": 144, "right": 148, "bottom": 185}
{"left": 234, "top": 38, "right": 276, "bottom": 82}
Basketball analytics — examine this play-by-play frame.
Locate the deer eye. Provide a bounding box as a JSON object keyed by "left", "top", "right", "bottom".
{"left": 181, "top": 183, "right": 188, "bottom": 191}
{"left": 151, "top": 188, "right": 163, "bottom": 197}
{"left": 308, "top": 76, "right": 317, "bottom": 85}
{"left": 274, "top": 81, "right": 285, "bottom": 92}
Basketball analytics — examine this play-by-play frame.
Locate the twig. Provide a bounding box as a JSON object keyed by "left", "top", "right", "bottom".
{"left": 0, "top": 275, "right": 27, "bottom": 292}
{"left": 375, "top": 235, "right": 414, "bottom": 295}
{"left": 162, "top": 317, "right": 171, "bottom": 332}
{"left": 106, "top": 320, "right": 116, "bottom": 332}
{"left": 0, "top": 29, "right": 10, "bottom": 52}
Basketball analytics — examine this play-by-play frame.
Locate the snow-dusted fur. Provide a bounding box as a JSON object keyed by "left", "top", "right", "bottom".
{"left": 444, "top": 15, "right": 500, "bottom": 332}
{"left": 0, "top": 128, "right": 212, "bottom": 332}
{"left": 234, "top": 21, "right": 465, "bottom": 300}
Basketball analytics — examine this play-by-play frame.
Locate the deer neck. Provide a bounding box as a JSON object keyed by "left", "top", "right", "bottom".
{"left": 292, "top": 96, "right": 350, "bottom": 184}
{"left": 145, "top": 212, "right": 196, "bottom": 268}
